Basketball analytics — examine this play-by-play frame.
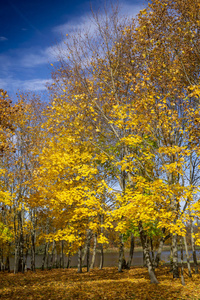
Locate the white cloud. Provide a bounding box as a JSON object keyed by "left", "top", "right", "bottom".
{"left": 0, "top": 36, "right": 8, "bottom": 41}
{"left": 19, "top": 44, "right": 64, "bottom": 67}
{"left": 2, "top": 2, "right": 143, "bottom": 70}
{"left": 0, "top": 1, "right": 144, "bottom": 95}
{"left": 120, "top": 3, "right": 143, "bottom": 18}
{"left": 48, "top": 2, "right": 143, "bottom": 66}
{"left": 53, "top": 15, "right": 96, "bottom": 35}
{"left": 20, "top": 78, "right": 53, "bottom": 91}
{"left": 53, "top": 2, "right": 143, "bottom": 35}
{"left": 51, "top": 2, "right": 143, "bottom": 60}
{"left": 19, "top": 1, "right": 143, "bottom": 68}
{"left": 20, "top": 52, "right": 51, "bottom": 67}
{"left": 0, "top": 77, "right": 53, "bottom": 92}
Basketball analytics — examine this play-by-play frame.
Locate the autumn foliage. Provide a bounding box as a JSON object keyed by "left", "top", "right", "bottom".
{"left": 0, "top": 0, "right": 200, "bottom": 294}
{"left": 1, "top": 267, "right": 200, "bottom": 300}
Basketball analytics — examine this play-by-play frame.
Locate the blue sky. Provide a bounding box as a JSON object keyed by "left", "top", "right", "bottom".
{"left": 0, "top": 0, "right": 144, "bottom": 98}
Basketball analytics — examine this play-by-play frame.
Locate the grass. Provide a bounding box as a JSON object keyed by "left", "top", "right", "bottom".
{"left": 1, "top": 266, "right": 200, "bottom": 299}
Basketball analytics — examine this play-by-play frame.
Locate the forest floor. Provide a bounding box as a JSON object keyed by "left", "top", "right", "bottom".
{"left": 0, "top": 266, "right": 200, "bottom": 300}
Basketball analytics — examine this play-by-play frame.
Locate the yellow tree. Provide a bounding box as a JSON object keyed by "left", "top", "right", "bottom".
{"left": 46, "top": 0, "right": 199, "bottom": 283}
{"left": 0, "top": 93, "right": 47, "bottom": 273}
{"left": 114, "top": 0, "right": 200, "bottom": 280}
{"left": 34, "top": 98, "right": 112, "bottom": 272}
{"left": 0, "top": 89, "right": 17, "bottom": 271}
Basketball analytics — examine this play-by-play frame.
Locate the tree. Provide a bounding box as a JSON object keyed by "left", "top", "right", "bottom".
{"left": 48, "top": 0, "right": 200, "bottom": 283}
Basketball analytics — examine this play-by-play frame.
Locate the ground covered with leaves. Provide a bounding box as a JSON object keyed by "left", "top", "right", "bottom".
{"left": 0, "top": 267, "right": 200, "bottom": 300}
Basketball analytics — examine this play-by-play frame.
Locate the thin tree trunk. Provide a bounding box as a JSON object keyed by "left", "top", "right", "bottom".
{"left": 1, "top": 247, "right": 5, "bottom": 271}
{"left": 82, "top": 229, "right": 92, "bottom": 264}
{"left": 24, "top": 241, "right": 29, "bottom": 272}
{"left": 18, "top": 232, "right": 24, "bottom": 273}
{"left": 14, "top": 241, "right": 19, "bottom": 274}
{"left": 143, "top": 250, "right": 147, "bottom": 267}
{"left": 77, "top": 245, "right": 82, "bottom": 273}
{"left": 31, "top": 208, "right": 36, "bottom": 272}
{"left": 81, "top": 244, "right": 87, "bottom": 264}
{"left": 180, "top": 237, "right": 186, "bottom": 285}
{"left": 172, "top": 234, "right": 179, "bottom": 278}
{"left": 169, "top": 244, "right": 173, "bottom": 272}
{"left": 5, "top": 255, "right": 10, "bottom": 272}
{"left": 5, "top": 243, "right": 10, "bottom": 272}
{"left": 31, "top": 233, "right": 35, "bottom": 271}
{"left": 118, "top": 169, "right": 126, "bottom": 272}
{"left": 46, "top": 242, "right": 49, "bottom": 269}
{"left": 67, "top": 251, "right": 71, "bottom": 269}
{"left": 0, "top": 247, "right": 3, "bottom": 272}
{"left": 99, "top": 244, "right": 104, "bottom": 270}
{"left": 44, "top": 216, "right": 50, "bottom": 270}
{"left": 127, "top": 233, "right": 134, "bottom": 269}
{"left": 1, "top": 258, "right": 5, "bottom": 272}
{"left": 55, "top": 244, "right": 58, "bottom": 268}
{"left": 18, "top": 210, "right": 24, "bottom": 273}
{"left": 42, "top": 243, "right": 47, "bottom": 270}
{"left": 90, "top": 233, "right": 97, "bottom": 269}
{"left": 191, "top": 220, "right": 198, "bottom": 274}
{"left": 154, "top": 233, "right": 171, "bottom": 268}
{"left": 99, "top": 214, "right": 104, "bottom": 270}
{"left": 150, "top": 238, "right": 155, "bottom": 266}
{"left": 14, "top": 208, "right": 19, "bottom": 274}
{"left": 183, "top": 235, "right": 192, "bottom": 277}
{"left": 118, "top": 234, "right": 124, "bottom": 272}
{"left": 86, "top": 230, "right": 91, "bottom": 272}
{"left": 139, "top": 222, "right": 159, "bottom": 284}
{"left": 50, "top": 240, "right": 55, "bottom": 270}
{"left": 60, "top": 240, "right": 64, "bottom": 268}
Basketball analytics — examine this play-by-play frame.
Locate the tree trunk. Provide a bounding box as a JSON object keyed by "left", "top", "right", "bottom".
{"left": 191, "top": 220, "right": 198, "bottom": 274}
{"left": 154, "top": 233, "right": 170, "bottom": 268}
{"left": 143, "top": 250, "right": 147, "bottom": 267}
{"left": 46, "top": 242, "right": 49, "bottom": 269}
{"left": 180, "top": 237, "right": 186, "bottom": 285}
{"left": 172, "top": 234, "right": 179, "bottom": 278}
{"left": 90, "top": 233, "right": 97, "bottom": 269}
{"left": 18, "top": 232, "right": 24, "bottom": 273}
{"left": 82, "top": 229, "right": 92, "bottom": 264}
{"left": 31, "top": 208, "right": 36, "bottom": 272}
{"left": 5, "top": 243, "right": 10, "bottom": 272}
{"left": 183, "top": 235, "right": 192, "bottom": 277}
{"left": 139, "top": 222, "right": 159, "bottom": 284}
{"left": 14, "top": 241, "right": 19, "bottom": 274}
{"left": 55, "top": 244, "right": 58, "bottom": 268}
{"left": 99, "top": 214, "right": 104, "bottom": 270}
{"left": 5, "top": 255, "right": 10, "bottom": 272}
{"left": 77, "top": 245, "right": 82, "bottom": 273}
{"left": 17, "top": 210, "right": 24, "bottom": 273}
{"left": 14, "top": 207, "right": 19, "bottom": 274}
{"left": 14, "top": 211, "right": 20, "bottom": 274}
{"left": 118, "top": 234, "right": 124, "bottom": 272}
{"left": 0, "top": 247, "right": 3, "bottom": 272}
{"left": 150, "top": 238, "right": 155, "bottom": 266}
{"left": 99, "top": 244, "right": 104, "bottom": 270}
{"left": 42, "top": 243, "right": 47, "bottom": 270}
{"left": 24, "top": 241, "right": 29, "bottom": 272}
{"left": 127, "top": 233, "right": 134, "bottom": 269}
{"left": 31, "top": 233, "right": 35, "bottom": 271}
{"left": 67, "top": 251, "right": 71, "bottom": 269}
{"left": 60, "top": 240, "right": 64, "bottom": 268}
{"left": 169, "top": 244, "right": 173, "bottom": 272}
{"left": 86, "top": 230, "right": 91, "bottom": 272}
{"left": 50, "top": 240, "right": 55, "bottom": 270}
